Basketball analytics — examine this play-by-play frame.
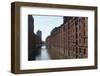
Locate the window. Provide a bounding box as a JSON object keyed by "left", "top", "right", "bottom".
{"left": 76, "top": 40, "right": 78, "bottom": 45}
{"left": 84, "top": 38, "right": 85, "bottom": 44}
{"left": 75, "top": 17, "right": 78, "bottom": 25}
{"left": 76, "top": 33, "right": 78, "bottom": 38}
{"left": 76, "top": 47, "right": 78, "bottom": 58}
{"left": 79, "top": 39, "right": 81, "bottom": 44}
{"left": 76, "top": 47, "right": 78, "bottom": 52}
{"left": 84, "top": 49, "right": 86, "bottom": 54}
{"left": 79, "top": 24, "right": 81, "bottom": 30}
{"left": 79, "top": 48, "right": 81, "bottom": 53}
{"left": 63, "top": 26, "right": 65, "bottom": 32}
{"left": 76, "top": 27, "right": 78, "bottom": 32}
{"left": 84, "top": 30, "right": 85, "bottom": 36}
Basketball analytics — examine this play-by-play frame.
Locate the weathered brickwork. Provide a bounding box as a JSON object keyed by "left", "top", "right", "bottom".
{"left": 46, "top": 17, "right": 88, "bottom": 59}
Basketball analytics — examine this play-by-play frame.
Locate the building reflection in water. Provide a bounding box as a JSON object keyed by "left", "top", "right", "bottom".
{"left": 36, "top": 45, "right": 51, "bottom": 60}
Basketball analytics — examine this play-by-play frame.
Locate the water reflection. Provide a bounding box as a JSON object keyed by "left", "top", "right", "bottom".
{"left": 28, "top": 45, "right": 41, "bottom": 60}
{"left": 36, "top": 45, "right": 50, "bottom": 60}
{"left": 28, "top": 45, "right": 51, "bottom": 61}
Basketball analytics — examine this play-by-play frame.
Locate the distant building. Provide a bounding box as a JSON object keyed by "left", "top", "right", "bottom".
{"left": 36, "top": 30, "right": 42, "bottom": 48}
{"left": 36, "top": 30, "right": 42, "bottom": 40}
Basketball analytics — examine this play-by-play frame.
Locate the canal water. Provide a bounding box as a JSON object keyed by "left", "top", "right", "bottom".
{"left": 36, "top": 45, "right": 51, "bottom": 60}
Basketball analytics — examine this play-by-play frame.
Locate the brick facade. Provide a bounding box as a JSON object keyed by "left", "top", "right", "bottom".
{"left": 46, "top": 17, "right": 88, "bottom": 59}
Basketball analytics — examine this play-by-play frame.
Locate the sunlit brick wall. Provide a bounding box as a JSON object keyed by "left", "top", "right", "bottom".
{"left": 46, "top": 17, "right": 88, "bottom": 59}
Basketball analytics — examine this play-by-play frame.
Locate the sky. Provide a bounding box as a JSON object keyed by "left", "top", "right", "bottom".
{"left": 32, "top": 15, "right": 63, "bottom": 41}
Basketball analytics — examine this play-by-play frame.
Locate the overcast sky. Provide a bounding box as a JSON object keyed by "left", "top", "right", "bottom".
{"left": 33, "top": 15, "right": 63, "bottom": 41}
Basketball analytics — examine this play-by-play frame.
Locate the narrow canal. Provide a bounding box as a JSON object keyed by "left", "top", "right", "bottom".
{"left": 36, "top": 45, "right": 51, "bottom": 60}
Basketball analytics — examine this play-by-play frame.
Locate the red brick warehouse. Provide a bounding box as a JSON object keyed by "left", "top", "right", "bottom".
{"left": 46, "top": 16, "right": 88, "bottom": 59}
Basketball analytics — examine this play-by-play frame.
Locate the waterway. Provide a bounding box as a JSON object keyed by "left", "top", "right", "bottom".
{"left": 36, "top": 45, "right": 51, "bottom": 60}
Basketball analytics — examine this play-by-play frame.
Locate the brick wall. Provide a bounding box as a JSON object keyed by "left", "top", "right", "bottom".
{"left": 46, "top": 17, "right": 88, "bottom": 59}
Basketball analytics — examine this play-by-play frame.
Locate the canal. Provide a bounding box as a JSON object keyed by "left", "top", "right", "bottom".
{"left": 36, "top": 45, "right": 51, "bottom": 60}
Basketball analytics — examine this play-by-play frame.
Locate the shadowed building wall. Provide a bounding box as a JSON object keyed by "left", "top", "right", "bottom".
{"left": 28, "top": 15, "right": 42, "bottom": 60}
